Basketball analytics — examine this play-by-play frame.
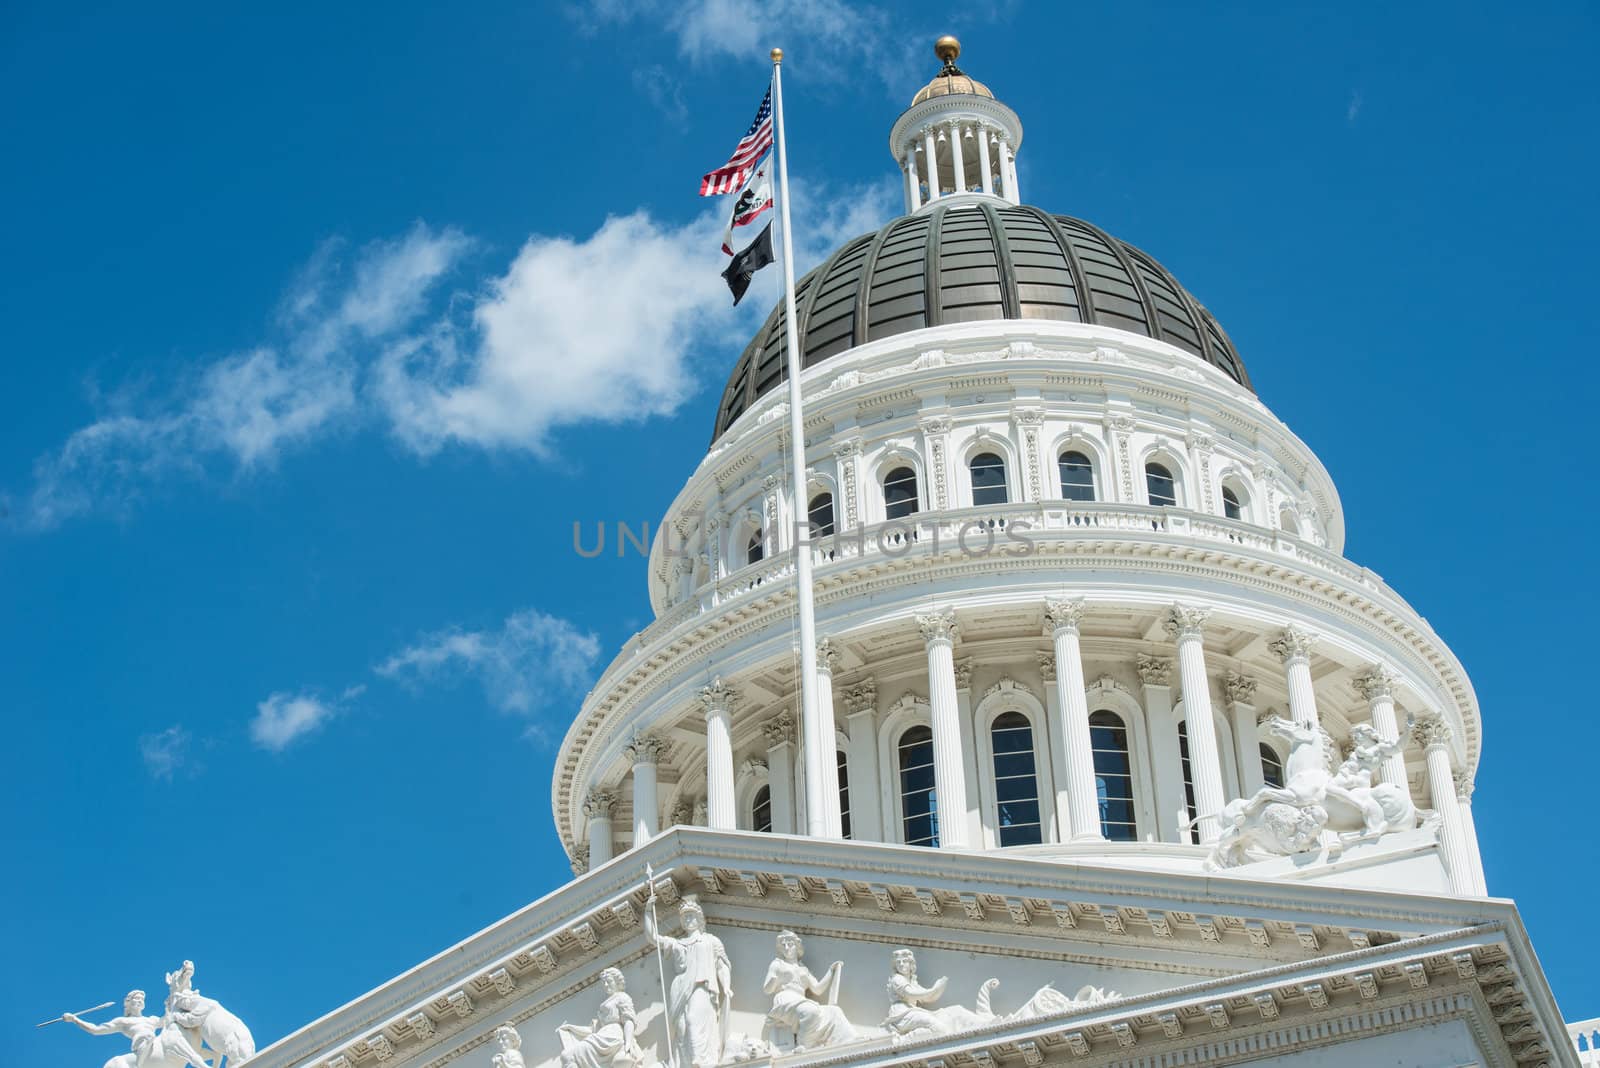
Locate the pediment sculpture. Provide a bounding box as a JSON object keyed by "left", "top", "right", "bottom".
{"left": 643, "top": 888, "right": 732, "bottom": 1068}
{"left": 1211, "top": 717, "right": 1417, "bottom": 868}
{"left": 554, "top": 968, "right": 648, "bottom": 1068}
{"left": 53, "top": 960, "right": 255, "bottom": 1068}
{"left": 763, "top": 930, "right": 868, "bottom": 1051}
{"left": 883, "top": 948, "right": 1117, "bottom": 1045}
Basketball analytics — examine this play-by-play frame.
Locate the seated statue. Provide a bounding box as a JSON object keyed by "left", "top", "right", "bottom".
{"left": 763, "top": 930, "right": 862, "bottom": 1051}
{"left": 882, "top": 949, "right": 997, "bottom": 1042}
{"left": 491, "top": 1024, "right": 526, "bottom": 1068}
{"left": 556, "top": 967, "right": 647, "bottom": 1068}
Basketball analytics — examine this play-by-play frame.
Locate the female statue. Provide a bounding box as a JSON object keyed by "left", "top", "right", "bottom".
{"left": 491, "top": 1024, "right": 526, "bottom": 1068}
{"left": 643, "top": 892, "right": 732, "bottom": 1067}
{"left": 762, "top": 930, "right": 857, "bottom": 1050}
{"left": 555, "top": 969, "right": 644, "bottom": 1068}
{"left": 883, "top": 948, "right": 996, "bottom": 1042}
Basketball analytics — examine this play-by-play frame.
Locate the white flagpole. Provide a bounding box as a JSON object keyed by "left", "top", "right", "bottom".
{"left": 768, "top": 48, "right": 837, "bottom": 839}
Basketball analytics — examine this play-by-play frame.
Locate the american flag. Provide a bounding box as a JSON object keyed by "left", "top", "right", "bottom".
{"left": 699, "top": 88, "right": 774, "bottom": 196}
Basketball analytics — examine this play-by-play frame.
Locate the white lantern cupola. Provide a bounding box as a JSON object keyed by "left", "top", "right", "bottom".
{"left": 889, "top": 36, "right": 1024, "bottom": 211}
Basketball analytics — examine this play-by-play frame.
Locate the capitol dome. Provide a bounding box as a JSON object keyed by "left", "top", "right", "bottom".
{"left": 713, "top": 203, "right": 1252, "bottom": 442}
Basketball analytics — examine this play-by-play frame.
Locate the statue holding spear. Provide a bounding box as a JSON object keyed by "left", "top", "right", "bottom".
{"left": 642, "top": 866, "right": 731, "bottom": 1068}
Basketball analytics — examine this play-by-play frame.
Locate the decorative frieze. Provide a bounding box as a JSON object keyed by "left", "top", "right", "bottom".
{"left": 406, "top": 1012, "right": 435, "bottom": 1039}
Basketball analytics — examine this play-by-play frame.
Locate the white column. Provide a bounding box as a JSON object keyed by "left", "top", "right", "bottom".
{"left": 811, "top": 639, "right": 844, "bottom": 838}
{"left": 583, "top": 789, "right": 616, "bottom": 868}
{"left": 949, "top": 122, "right": 966, "bottom": 193}
{"left": 843, "top": 680, "right": 882, "bottom": 840}
{"left": 626, "top": 734, "right": 666, "bottom": 845}
{"left": 1000, "top": 137, "right": 1019, "bottom": 202}
{"left": 1037, "top": 651, "right": 1070, "bottom": 840}
{"left": 1353, "top": 664, "right": 1410, "bottom": 792}
{"left": 1223, "top": 672, "right": 1263, "bottom": 799}
{"left": 1454, "top": 771, "right": 1488, "bottom": 895}
{"left": 903, "top": 148, "right": 922, "bottom": 211}
{"left": 697, "top": 679, "right": 737, "bottom": 831}
{"left": 916, "top": 609, "right": 969, "bottom": 848}
{"left": 1270, "top": 626, "right": 1321, "bottom": 730}
{"left": 763, "top": 713, "right": 797, "bottom": 835}
{"left": 1412, "top": 716, "right": 1475, "bottom": 895}
{"left": 1164, "top": 605, "right": 1226, "bottom": 844}
{"left": 1138, "top": 654, "right": 1184, "bottom": 842}
{"left": 954, "top": 660, "right": 984, "bottom": 844}
{"left": 923, "top": 127, "right": 940, "bottom": 200}
{"left": 1045, "top": 599, "right": 1102, "bottom": 840}
{"left": 976, "top": 124, "right": 994, "bottom": 195}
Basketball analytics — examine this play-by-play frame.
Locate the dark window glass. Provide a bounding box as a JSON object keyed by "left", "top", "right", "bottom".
{"left": 1146, "top": 462, "right": 1178, "bottom": 508}
{"left": 884, "top": 466, "right": 920, "bottom": 520}
{"left": 746, "top": 532, "right": 764, "bottom": 565}
{"left": 1178, "top": 721, "right": 1197, "bottom": 844}
{"left": 1222, "top": 485, "right": 1242, "bottom": 521}
{"left": 752, "top": 784, "right": 772, "bottom": 833}
{"left": 969, "top": 452, "right": 1009, "bottom": 506}
{"left": 837, "top": 749, "right": 852, "bottom": 840}
{"left": 809, "top": 492, "right": 836, "bottom": 538}
{"left": 1059, "top": 451, "right": 1095, "bottom": 502}
{"left": 898, "top": 726, "right": 938, "bottom": 846}
{"left": 1089, "top": 710, "right": 1137, "bottom": 841}
{"left": 990, "top": 711, "right": 1042, "bottom": 846}
{"left": 1260, "top": 743, "right": 1284, "bottom": 788}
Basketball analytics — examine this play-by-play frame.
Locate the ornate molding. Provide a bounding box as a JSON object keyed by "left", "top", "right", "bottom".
{"left": 1352, "top": 663, "right": 1399, "bottom": 703}
{"left": 842, "top": 680, "right": 878, "bottom": 716}
{"left": 1221, "top": 671, "right": 1258, "bottom": 706}
{"left": 1410, "top": 714, "right": 1452, "bottom": 751}
{"left": 815, "top": 637, "right": 841, "bottom": 674}
{"left": 1136, "top": 654, "right": 1173, "bottom": 687}
{"left": 916, "top": 608, "right": 959, "bottom": 645}
{"left": 568, "top": 843, "right": 589, "bottom": 875}
{"left": 1036, "top": 651, "right": 1056, "bottom": 683}
{"left": 697, "top": 677, "right": 739, "bottom": 714}
{"left": 1452, "top": 771, "right": 1474, "bottom": 801}
{"left": 762, "top": 712, "right": 795, "bottom": 748}
{"left": 625, "top": 732, "right": 668, "bottom": 766}
{"left": 954, "top": 659, "right": 974, "bottom": 690}
{"left": 1268, "top": 625, "right": 1317, "bottom": 664}
{"left": 1090, "top": 673, "right": 1134, "bottom": 696}
{"left": 1043, "top": 597, "right": 1086, "bottom": 636}
{"left": 581, "top": 790, "right": 616, "bottom": 820}
{"left": 983, "top": 676, "right": 1032, "bottom": 700}
{"left": 1163, "top": 604, "right": 1211, "bottom": 641}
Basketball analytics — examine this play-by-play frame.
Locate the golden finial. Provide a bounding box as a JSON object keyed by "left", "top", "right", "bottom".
{"left": 935, "top": 35, "right": 961, "bottom": 66}
{"left": 770, "top": 47, "right": 783, "bottom": 63}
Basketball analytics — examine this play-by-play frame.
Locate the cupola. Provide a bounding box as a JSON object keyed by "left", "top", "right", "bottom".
{"left": 889, "top": 37, "right": 1024, "bottom": 211}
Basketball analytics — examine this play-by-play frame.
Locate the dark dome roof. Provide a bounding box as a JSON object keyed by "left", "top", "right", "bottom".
{"left": 712, "top": 202, "right": 1251, "bottom": 443}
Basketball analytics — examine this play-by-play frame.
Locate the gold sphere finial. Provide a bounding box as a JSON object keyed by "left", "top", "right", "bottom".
{"left": 935, "top": 35, "right": 961, "bottom": 65}
{"left": 770, "top": 47, "right": 783, "bottom": 63}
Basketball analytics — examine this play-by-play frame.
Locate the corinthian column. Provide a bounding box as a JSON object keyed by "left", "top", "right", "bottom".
{"left": 698, "top": 679, "right": 738, "bottom": 831}
{"left": 1269, "top": 626, "right": 1321, "bottom": 730}
{"left": 763, "top": 713, "right": 796, "bottom": 835}
{"left": 949, "top": 122, "right": 967, "bottom": 192}
{"left": 1164, "top": 605, "right": 1226, "bottom": 844}
{"left": 583, "top": 789, "right": 616, "bottom": 869}
{"left": 923, "top": 127, "right": 940, "bottom": 200}
{"left": 1222, "top": 672, "right": 1263, "bottom": 799}
{"left": 1454, "top": 771, "right": 1488, "bottom": 896}
{"left": 842, "top": 681, "right": 882, "bottom": 840}
{"left": 810, "top": 638, "right": 844, "bottom": 838}
{"left": 976, "top": 124, "right": 994, "bottom": 194}
{"left": 1353, "top": 664, "right": 1409, "bottom": 792}
{"left": 917, "top": 608, "right": 969, "bottom": 848}
{"left": 625, "top": 734, "right": 667, "bottom": 845}
{"left": 1411, "top": 715, "right": 1474, "bottom": 895}
{"left": 1045, "top": 599, "right": 1101, "bottom": 840}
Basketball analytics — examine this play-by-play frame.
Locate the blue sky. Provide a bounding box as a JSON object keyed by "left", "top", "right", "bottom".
{"left": 4, "top": 0, "right": 1597, "bottom": 1057}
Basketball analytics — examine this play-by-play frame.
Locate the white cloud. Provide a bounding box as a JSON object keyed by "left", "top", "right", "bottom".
{"left": 251, "top": 691, "right": 339, "bottom": 752}
{"left": 375, "top": 607, "right": 601, "bottom": 719}
{"left": 139, "top": 725, "right": 192, "bottom": 780}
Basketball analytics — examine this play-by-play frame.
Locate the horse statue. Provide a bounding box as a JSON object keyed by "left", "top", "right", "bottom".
{"left": 164, "top": 961, "right": 256, "bottom": 1066}
{"left": 1210, "top": 717, "right": 1414, "bottom": 869}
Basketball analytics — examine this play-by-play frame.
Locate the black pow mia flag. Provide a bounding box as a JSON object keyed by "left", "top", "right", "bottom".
{"left": 720, "top": 222, "right": 775, "bottom": 305}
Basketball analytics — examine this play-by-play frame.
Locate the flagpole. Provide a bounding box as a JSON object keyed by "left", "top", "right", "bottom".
{"left": 769, "top": 48, "right": 837, "bottom": 839}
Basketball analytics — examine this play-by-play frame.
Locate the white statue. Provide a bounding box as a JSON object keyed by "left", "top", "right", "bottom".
{"left": 491, "top": 1024, "right": 526, "bottom": 1068}
{"left": 164, "top": 960, "right": 256, "bottom": 1066}
{"left": 555, "top": 968, "right": 646, "bottom": 1068}
{"left": 882, "top": 948, "right": 998, "bottom": 1041}
{"left": 642, "top": 892, "right": 732, "bottom": 1067}
{"left": 763, "top": 930, "right": 862, "bottom": 1051}
{"left": 1211, "top": 717, "right": 1416, "bottom": 868}
{"left": 62, "top": 989, "right": 213, "bottom": 1068}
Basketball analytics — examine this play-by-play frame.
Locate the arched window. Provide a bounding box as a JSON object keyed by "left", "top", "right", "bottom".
{"left": 969, "top": 452, "right": 1009, "bottom": 506}
{"left": 1222, "top": 485, "right": 1243, "bottom": 521}
{"left": 990, "top": 711, "right": 1042, "bottom": 845}
{"left": 1145, "top": 462, "right": 1178, "bottom": 507}
{"left": 746, "top": 531, "right": 765, "bottom": 565}
{"left": 1059, "top": 450, "right": 1095, "bottom": 502}
{"left": 751, "top": 784, "right": 772, "bottom": 833}
{"left": 1177, "top": 721, "right": 1198, "bottom": 845}
{"left": 1089, "top": 710, "right": 1137, "bottom": 841}
{"left": 808, "top": 492, "right": 836, "bottom": 538}
{"left": 1260, "top": 743, "right": 1284, "bottom": 788}
{"left": 837, "top": 749, "right": 852, "bottom": 840}
{"left": 884, "top": 466, "right": 920, "bottom": 520}
{"left": 898, "top": 725, "right": 938, "bottom": 846}
{"left": 1279, "top": 508, "right": 1300, "bottom": 535}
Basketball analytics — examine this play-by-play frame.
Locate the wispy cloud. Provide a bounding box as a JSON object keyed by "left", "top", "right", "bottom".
{"left": 251, "top": 691, "right": 340, "bottom": 753}
{"left": 632, "top": 64, "right": 689, "bottom": 126}
{"left": 1347, "top": 90, "right": 1363, "bottom": 125}
{"left": 139, "top": 725, "right": 192, "bottom": 780}
{"left": 375, "top": 607, "right": 601, "bottom": 725}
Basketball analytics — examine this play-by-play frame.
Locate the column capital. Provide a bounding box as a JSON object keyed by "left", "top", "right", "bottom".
{"left": 762, "top": 711, "right": 796, "bottom": 749}
{"left": 1268, "top": 625, "right": 1317, "bottom": 664}
{"left": 569, "top": 843, "right": 589, "bottom": 875}
{"left": 1221, "top": 671, "right": 1258, "bottom": 706}
{"left": 1352, "top": 663, "right": 1399, "bottom": 702}
{"left": 954, "top": 659, "right": 974, "bottom": 691}
{"left": 1453, "top": 770, "right": 1474, "bottom": 801}
{"left": 625, "top": 733, "right": 668, "bottom": 766}
{"left": 916, "top": 608, "right": 959, "bottom": 646}
{"left": 1410, "top": 714, "right": 1452, "bottom": 751}
{"left": 831, "top": 437, "right": 863, "bottom": 458}
{"left": 582, "top": 789, "right": 617, "bottom": 819}
{"left": 697, "top": 676, "right": 739, "bottom": 714}
{"left": 1137, "top": 653, "right": 1174, "bottom": 687}
{"left": 841, "top": 679, "right": 877, "bottom": 716}
{"left": 1043, "top": 598, "right": 1086, "bottom": 635}
{"left": 1036, "top": 650, "right": 1057, "bottom": 683}
{"left": 815, "top": 637, "right": 841, "bottom": 674}
{"left": 1163, "top": 604, "right": 1211, "bottom": 641}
